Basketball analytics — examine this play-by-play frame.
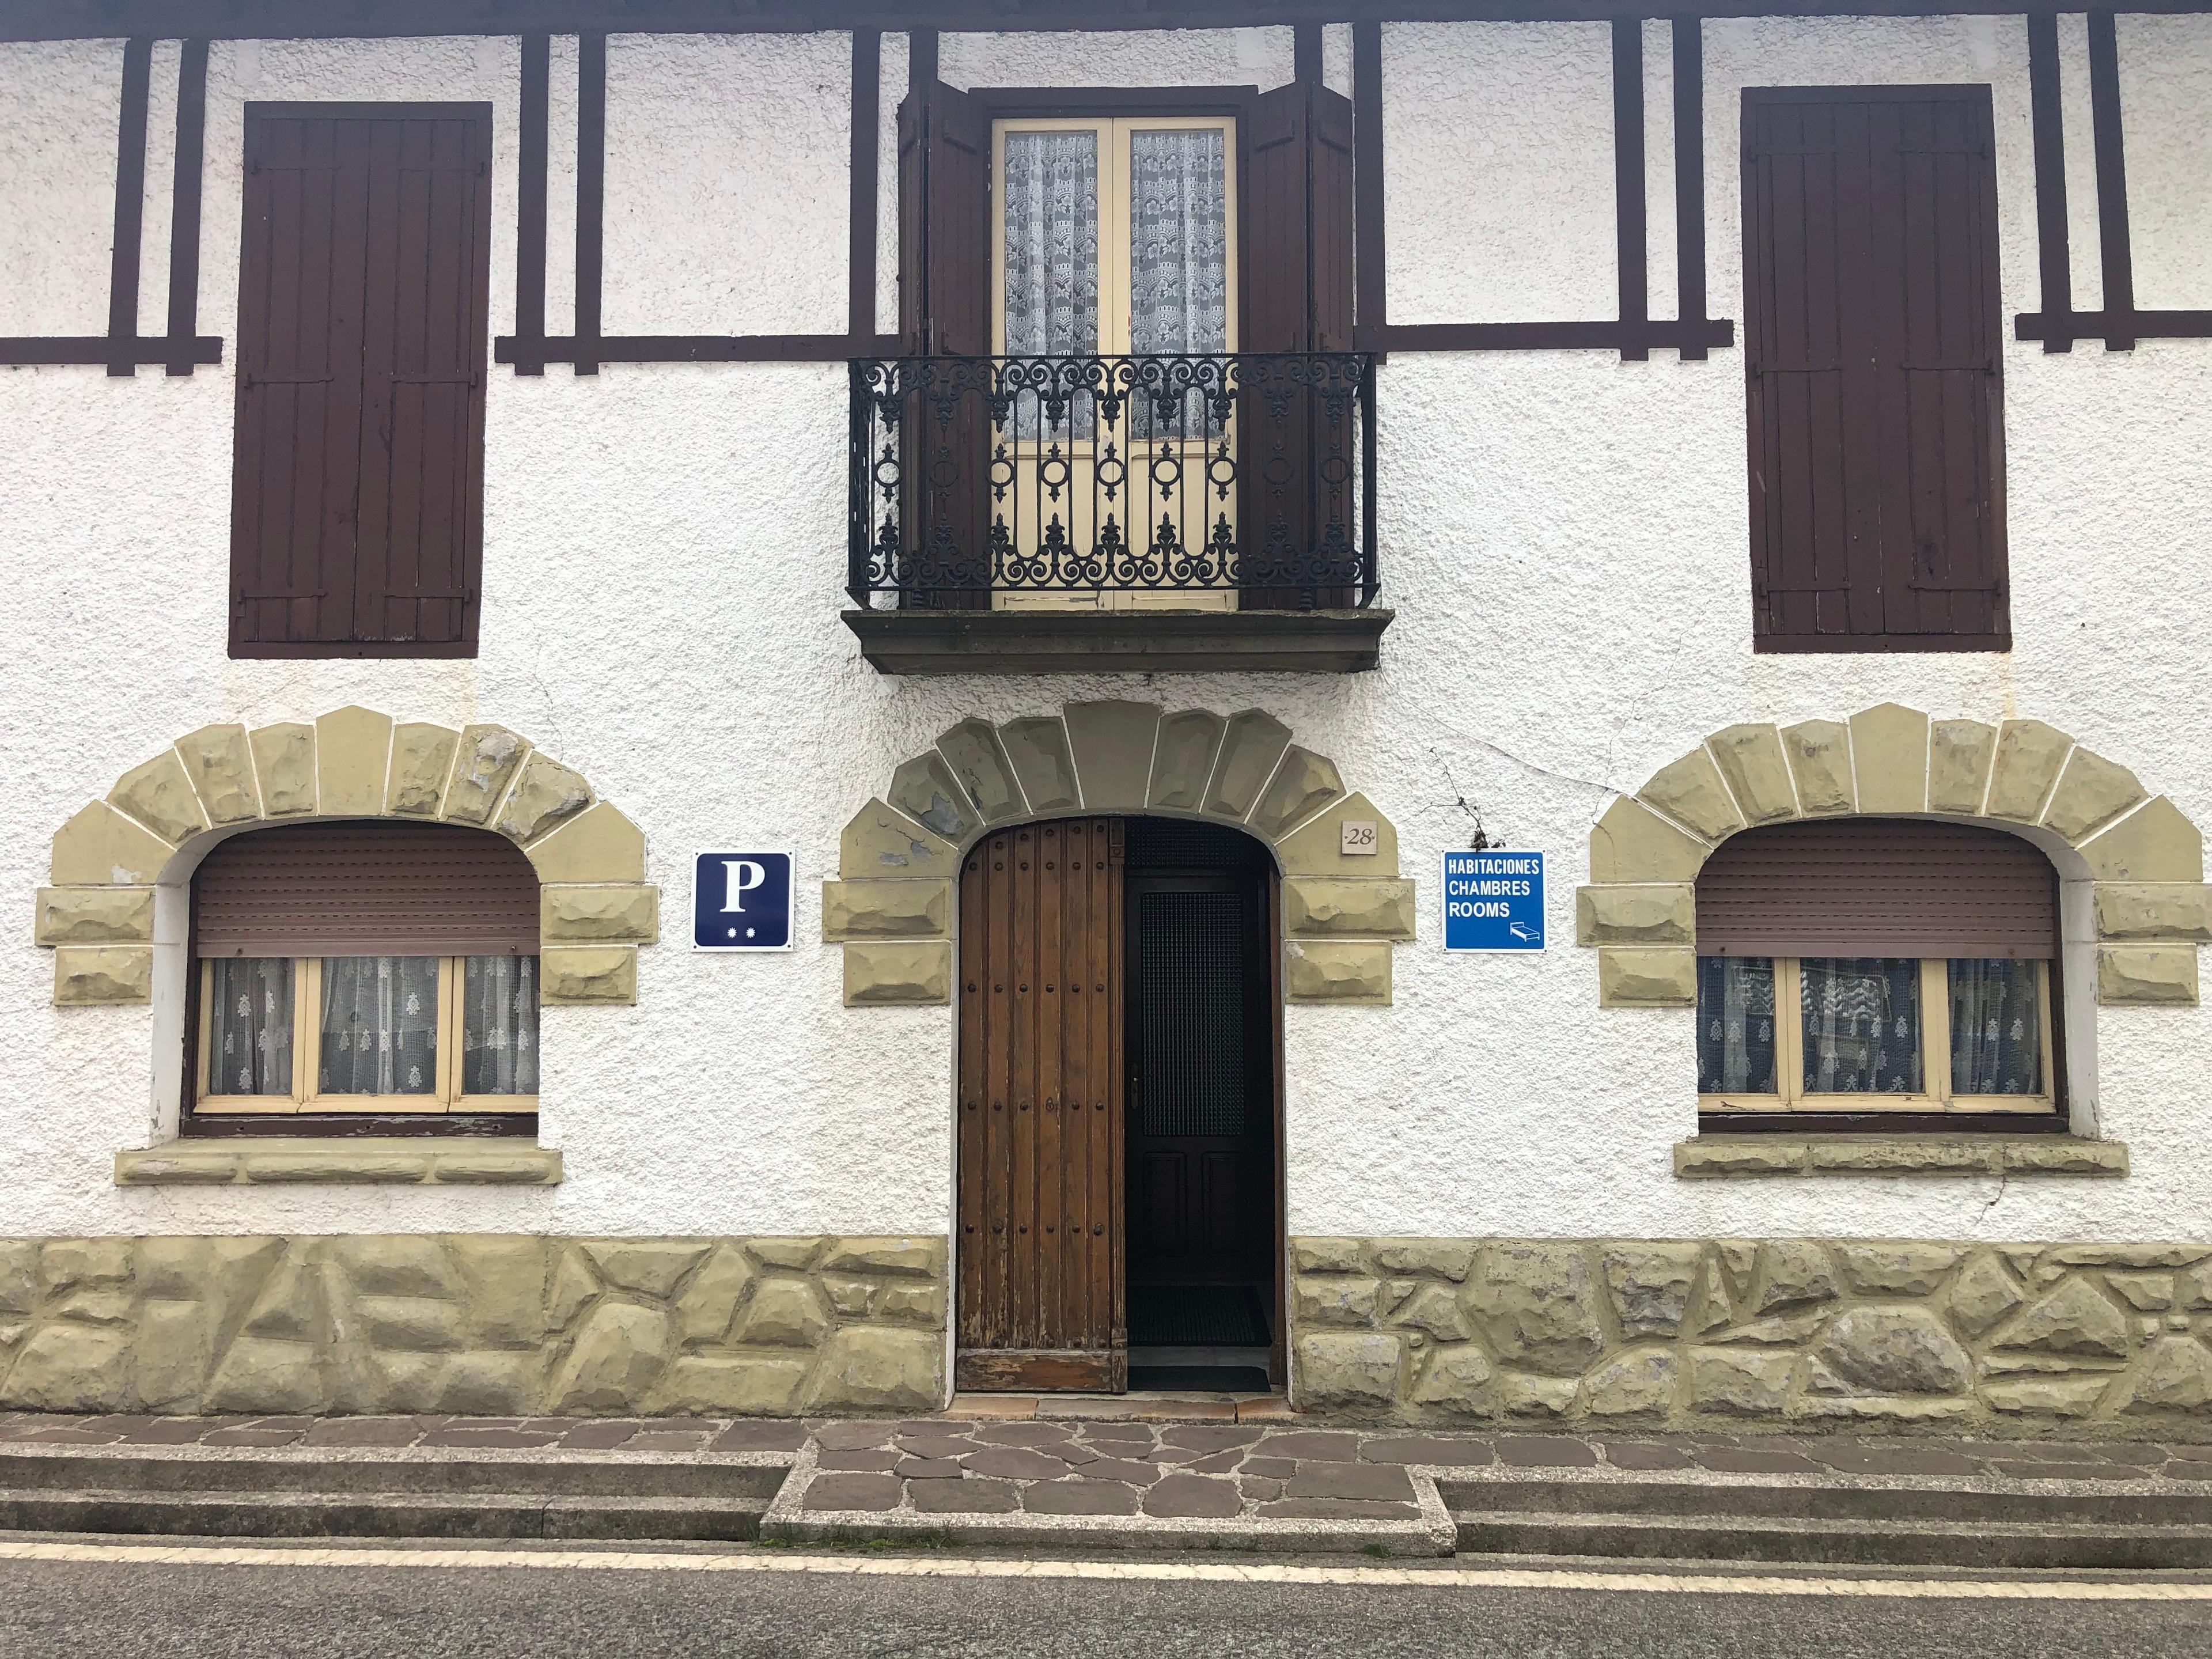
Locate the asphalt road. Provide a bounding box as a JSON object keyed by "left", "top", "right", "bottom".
{"left": 6, "top": 1548, "right": 2212, "bottom": 1658}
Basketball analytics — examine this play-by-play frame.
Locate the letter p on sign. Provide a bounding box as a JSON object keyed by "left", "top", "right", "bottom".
{"left": 692, "top": 851, "right": 793, "bottom": 950}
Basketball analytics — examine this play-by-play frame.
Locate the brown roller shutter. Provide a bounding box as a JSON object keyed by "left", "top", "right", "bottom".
{"left": 1696, "top": 819, "right": 2055, "bottom": 960}
{"left": 194, "top": 821, "right": 537, "bottom": 958}
{"left": 232, "top": 104, "right": 491, "bottom": 657}
{"left": 1741, "top": 87, "right": 2006, "bottom": 652}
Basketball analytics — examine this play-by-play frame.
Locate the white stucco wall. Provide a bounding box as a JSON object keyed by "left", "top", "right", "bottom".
{"left": 2, "top": 19, "right": 2210, "bottom": 1250}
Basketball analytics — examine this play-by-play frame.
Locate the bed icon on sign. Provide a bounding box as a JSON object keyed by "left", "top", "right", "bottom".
{"left": 1508, "top": 920, "right": 1544, "bottom": 946}
{"left": 691, "top": 851, "right": 794, "bottom": 951}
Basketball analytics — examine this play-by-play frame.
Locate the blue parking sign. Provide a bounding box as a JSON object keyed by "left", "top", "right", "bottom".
{"left": 692, "top": 851, "right": 794, "bottom": 950}
{"left": 1441, "top": 850, "right": 1546, "bottom": 952}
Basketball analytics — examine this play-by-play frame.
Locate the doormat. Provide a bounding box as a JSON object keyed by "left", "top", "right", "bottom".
{"left": 1127, "top": 1282, "right": 1270, "bottom": 1347}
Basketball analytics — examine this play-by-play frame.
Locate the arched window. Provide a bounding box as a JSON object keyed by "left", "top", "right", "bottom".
{"left": 189, "top": 823, "right": 539, "bottom": 1119}
{"left": 1695, "top": 820, "right": 2058, "bottom": 1118}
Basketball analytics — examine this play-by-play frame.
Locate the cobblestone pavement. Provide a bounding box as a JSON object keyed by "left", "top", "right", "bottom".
{"left": 9, "top": 1407, "right": 2212, "bottom": 1512}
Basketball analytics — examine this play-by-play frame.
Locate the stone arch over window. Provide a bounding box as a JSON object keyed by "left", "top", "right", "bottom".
{"left": 825, "top": 699, "right": 1412, "bottom": 1006}
{"left": 1575, "top": 703, "right": 2210, "bottom": 1025}
{"left": 36, "top": 706, "right": 660, "bottom": 1015}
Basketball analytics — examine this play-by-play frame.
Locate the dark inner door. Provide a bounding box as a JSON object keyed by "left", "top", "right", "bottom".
{"left": 1124, "top": 820, "right": 1277, "bottom": 1392}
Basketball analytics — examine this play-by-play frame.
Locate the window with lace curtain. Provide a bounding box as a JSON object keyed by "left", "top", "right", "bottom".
{"left": 190, "top": 822, "right": 539, "bottom": 1118}
{"left": 1693, "top": 820, "right": 2060, "bottom": 1117}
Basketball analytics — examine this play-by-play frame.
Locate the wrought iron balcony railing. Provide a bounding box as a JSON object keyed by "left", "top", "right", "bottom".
{"left": 849, "top": 352, "right": 1377, "bottom": 610}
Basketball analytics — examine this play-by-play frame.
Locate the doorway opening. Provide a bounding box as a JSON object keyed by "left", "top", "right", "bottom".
{"left": 953, "top": 815, "right": 1281, "bottom": 1395}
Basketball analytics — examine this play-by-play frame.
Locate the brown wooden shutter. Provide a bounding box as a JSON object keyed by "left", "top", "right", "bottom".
{"left": 1240, "top": 82, "right": 1357, "bottom": 609}
{"left": 232, "top": 104, "right": 491, "bottom": 657}
{"left": 1742, "top": 88, "right": 2006, "bottom": 651}
{"left": 1696, "top": 819, "right": 2056, "bottom": 960}
{"left": 895, "top": 81, "right": 992, "bottom": 609}
{"left": 194, "top": 821, "right": 538, "bottom": 958}
{"left": 956, "top": 818, "right": 1126, "bottom": 1392}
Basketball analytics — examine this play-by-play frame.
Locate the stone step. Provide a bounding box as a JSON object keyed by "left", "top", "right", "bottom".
{"left": 0, "top": 1448, "right": 783, "bottom": 1501}
{"left": 1437, "top": 1470, "right": 2212, "bottom": 1528}
{"left": 1450, "top": 1506, "right": 2212, "bottom": 1571}
{"left": 0, "top": 1486, "right": 774, "bottom": 1543}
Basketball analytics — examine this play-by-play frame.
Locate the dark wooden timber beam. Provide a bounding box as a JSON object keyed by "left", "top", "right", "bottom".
{"left": 513, "top": 33, "right": 550, "bottom": 376}
{"left": 163, "top": 37, "right": 209, "bottom": 375}
{"left": 2085, "top": 8, "right": 2135, "bottom": 350}
{"left": 105, "top": 36, "right": 153, "bottom": 377}
{"left": 2024, "top": 12, "right": 2073, "bottom": 353}
{"left": 850, "top": 28, "right": 881, "bottom": 342}
{"left": 574, "top": 31, "right": 606, "bottom": 375}
{"left": 1611, "top": 17, "right": 1647, "bottom": 361}
{"left": 1352, "top": 18, "right": 1385, "bottom": 348}
{"left": 1670, "top": 16, "right": 1711, "bottom": 361}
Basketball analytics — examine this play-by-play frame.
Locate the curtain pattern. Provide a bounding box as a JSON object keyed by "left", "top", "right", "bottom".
{"left": 320, "top": 956, "right": 439, "bottom": 1096}
{"left": 1130, "top": 129, "right": 1228, "bottom": 357}
{"left": 1950, "top": 958, "right": 2042, "bottom": 1095}
{"left": 1801, "top": 957, "right": 1922, "bottom": 1094}
{"left": 1695, "top": 956, "right": 1777, "bottom": 1093}
{"left": 463, "top": 955, "right": 540, "bottom": 1097}
{"left": 1002, "top": 131, "right": 1100, "bottom": 441}
{"left": 207, "top": 957, "right": 293, "bottom": 1095}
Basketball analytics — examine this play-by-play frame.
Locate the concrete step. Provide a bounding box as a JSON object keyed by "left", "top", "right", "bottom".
{"left": 1450, "top": 1506, "right": 2212, "bottom": 1571}
{"left": 1438, "top": 1471, "right": 2212, "bottom": 1528}
{"left": 0, "top": 1486, "right": 773, "bottom": 1542}
{"left": 0, "top": 1445, "right": 788, "bottom": 1542}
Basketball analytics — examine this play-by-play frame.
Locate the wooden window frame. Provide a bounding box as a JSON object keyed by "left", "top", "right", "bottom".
{"left": 194, "top": 955, "right": 539, "bottom": 1116}
{"left": 1700, "top": 956, "right": 2056, "bottom": 1117}
{"left": 1741, "top": 83, "right": 2010, "bottom": 656}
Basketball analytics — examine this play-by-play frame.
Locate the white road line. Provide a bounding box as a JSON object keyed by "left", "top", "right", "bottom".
{"left": 2, "top": 1538, "right": 2211, "bottom": 1601}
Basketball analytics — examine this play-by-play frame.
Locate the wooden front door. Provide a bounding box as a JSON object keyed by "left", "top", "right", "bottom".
{"left": 955, "top": 818, "right": 1126, "bottom": 1391}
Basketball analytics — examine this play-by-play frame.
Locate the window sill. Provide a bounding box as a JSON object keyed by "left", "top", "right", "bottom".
{"left": 841, "top": 607, "right": 1392, "bottom": 675}
{"left": 1674, "top": 1134, "right": 2126, "bottom": 1179}
{"left": 115, "top": 1137, "right": 562, "bottom": 1187}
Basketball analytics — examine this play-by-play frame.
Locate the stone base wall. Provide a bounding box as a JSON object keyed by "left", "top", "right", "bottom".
{"left": 1291, "top": 1237, "right": 2212, "bottom": 1436}
{"left": 0, "top": 1235, "right": 946, "bottom": 1417}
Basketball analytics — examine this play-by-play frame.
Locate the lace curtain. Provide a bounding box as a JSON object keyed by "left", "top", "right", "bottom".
{"left": 207, "top": 957, "right": 293, "bottom": 1095}
{"left": 1130, "top": 129, "right": 1229, "bottom": 358}
{"left": 1695, "top": 956, "right": 1776, "bottom": 1093}
{"left": 1801, "top": 957, "right": 1921, "bottom": 1094}
{"left": 1950, "top": 959, "right": 2041, "bottom": 1095}
{"left": 463, "top": 955, "right": 540, "bottom": 1096}
{"left": 320, "top": 956, "right": 440, "bottom": 1096}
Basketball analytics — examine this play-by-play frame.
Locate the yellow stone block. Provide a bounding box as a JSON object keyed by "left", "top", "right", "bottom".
{"left": 497, "top": 752, "right": 593, "bottom": 844}
{"left": 540, "top": 946, "right": 638, "bottom": 1005}
{"left": 1706, "top": 725, "right": 1797, "bottom": 825}
{"left": 1253, "top": 745, "right": 1345, "bottom": 839}
{"left": 174, "top": 724, "right": 260, "bottom": 824}
{"left": 2096, "top": 945, "right": 2199, "bottom": 1006}
{"left": 1575, "top": 884, "right": 1695, "bottom": 946}
{"left": 998, "top": 717, "right": 1080, "bottom": 813}
{"left": 54, "top": 946, "right": 153, "bottom": 1005}
{"left": 109, "top": 750, "right": 207, "bottom": 845}
{"left": 1781, "top": 720, "right": 1854, "bottom": 816}
{"left": 50, "top": 800, "right": 175, "bottom": 885}
{"left": 1284, "top": 878, "right": 1416, "bottom": 939}
{"left": 250, "top": 723, "right": 317, "bottom": 816}
{"left": 1598, "top": 948, "right": 1696, "bottom": 1007}
{"left": 1985, "top": 719, "right": 2073, "bottom": 823}
{"left": 2044, "top": 747, "right": 2147, "bottom": 843}
{"left": 2093, "top": 883, "right": 2212, "bottom": 944}
{"left": 1205, "top": 709, "right": 1293, "bottom": 821}
{"left": 1149, "top": 709, "right": 1227, "bottom": 812}
{"left": 935, "top": 719, "right": 1022, "bottom": 824}
{"left": 1064, "top": 699, "right": 1164, "bottom": 810}
{"left": 1639, "top": 749, "right": 1744, "bottom": 842}
{"left": 2080, "top": 798, "right": 2205, "bottom": 882}
{"left": 1588, "top": 796, "right": 1709, "bottom": 884}
{"left": 1847, "top": 703, "right": 1929, "bottom": 815}
{"left": 36, "top": 887, "right": 155, "bottom": 945}
{"left": 1285, "top": 941, "right": 1391, "bottom": 1003}
{"left": 527, "top": 802, "right": 648, "bottom": 885}
{"left": 1927, "top": 719, "right": 1998, "bottom": 815}
{"left": 541, "top": 885, "right": 661, "bottom": 944}
{"left": 316, "top": 706, "right": 395, "bottom": 817}
{"left": 821, "top": 880, "right": 951, "bottom": 941}
{"left": 1274, "top": 792, "right": 1398, "bottom": 877}
{"left": 444, "top": 725, "right": 531, "bottom": 827}
{"left": 843, "top": 941, "right": 952, "bottom": 1006}
{"left": 388, "top": 723, "right": 460, "bottom": 817}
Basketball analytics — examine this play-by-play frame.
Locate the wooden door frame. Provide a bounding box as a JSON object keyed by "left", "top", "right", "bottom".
{"left": 948, "top": 810, "right": 1289, "bottom": 1395}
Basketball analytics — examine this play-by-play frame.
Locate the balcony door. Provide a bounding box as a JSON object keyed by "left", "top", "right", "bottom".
{"left": 990, "top": 117, "right": 1239, "bottom": 613}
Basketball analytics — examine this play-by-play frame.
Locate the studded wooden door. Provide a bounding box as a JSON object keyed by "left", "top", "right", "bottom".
{"left": 955, "top": 817, "right": 1127, "bottom": 1392}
